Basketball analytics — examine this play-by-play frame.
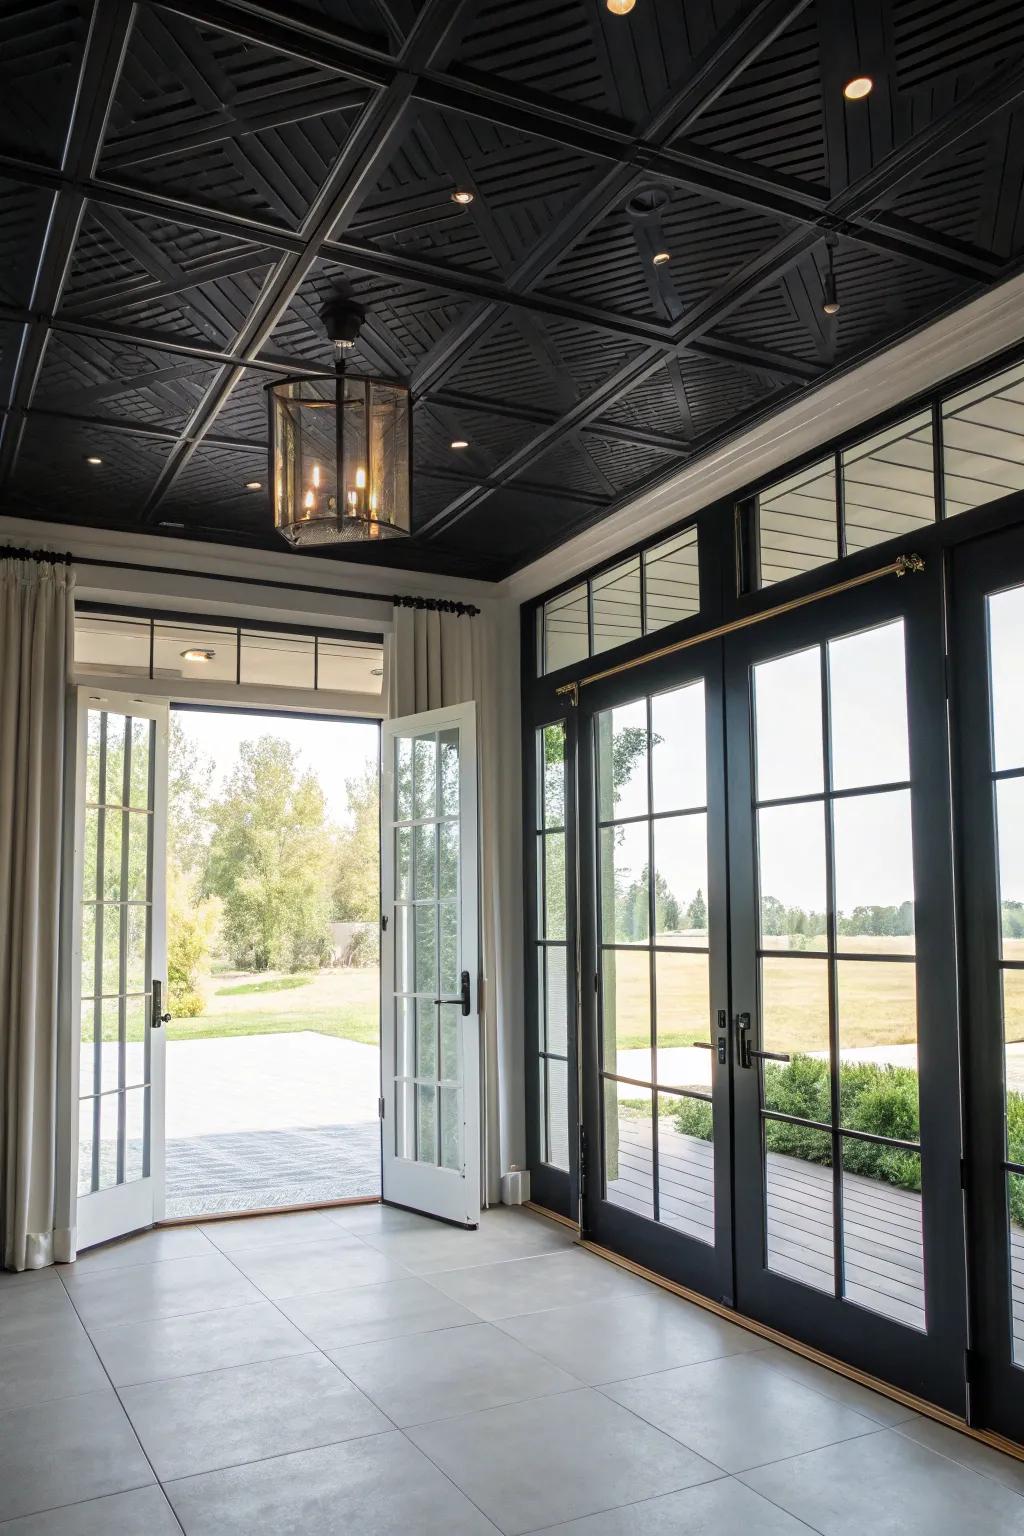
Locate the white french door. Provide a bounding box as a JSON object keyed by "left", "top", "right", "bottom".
{"left": 381, "top": 702, "right": 480, "bottom": 1226}
{"left": 72, "top": 690, "right": 168, "bottom": 1250}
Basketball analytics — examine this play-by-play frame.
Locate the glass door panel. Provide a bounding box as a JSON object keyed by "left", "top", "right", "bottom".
{"left": 727, "top": 568, "right": 966, "bottom": 1411}
{"left": 73, "top": 693, "right": 167, "bottom": 1250}
{"left": 953, "top": 529, "right": 1024, "bottom": 1441}
{"left": 580, "top": 648, "right": 733, "bottom": 1300}
{"left": 381, "top": 702, "right": 479, "bottom": 1226}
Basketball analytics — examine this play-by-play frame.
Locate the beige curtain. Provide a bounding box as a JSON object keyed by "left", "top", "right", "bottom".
{"left": 386, "top": 604, "right": 522, "bottom": 1205}
{"left": 0, "top": 553, "right": 74, "bottom": 1270}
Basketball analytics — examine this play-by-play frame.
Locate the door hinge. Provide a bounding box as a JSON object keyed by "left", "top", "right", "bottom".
{"left": 578, "top": 1125, "right": 587, "bottom": 1198}
{"left": 378, "top": 1096, "right": 385, "bottom": 1120}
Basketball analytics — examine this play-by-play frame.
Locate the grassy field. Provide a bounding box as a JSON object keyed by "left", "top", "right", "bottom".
{"left": 165, "top": 967, "right": 380, "bottom": 1045}
{"left": 605, "top": 936, "right": 1024, "bottom": 1052}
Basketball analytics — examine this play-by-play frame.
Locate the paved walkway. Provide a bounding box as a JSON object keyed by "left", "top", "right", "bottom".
{"left": 164, "top": 1033, "right": 381, "bottom": 1217}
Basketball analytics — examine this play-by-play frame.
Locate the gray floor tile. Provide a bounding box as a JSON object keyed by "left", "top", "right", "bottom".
{"left": 320, "top": 1202, "right": 428, "bottom": 1236}
{"left": 0, "top": 1486, "right": 181, "bottom": 1535}
{"left": 0, "top": 1306, "right": 107, "bottom": 1412}
{"left": 426, "top": 1248, "right": 651, "bottom": 1323}
{"left": 121, "top": 1351, "right": 390, "bottom": 1481}
{"left": 497, "top": 1294, "right": 760, "bottom": 1386}
{"left": 329, "top": 1321, "right": 580, "bottom": 1426}
{"left": 61, "top": 1254, "right": 262, "bottom": 1330}
{"left": 602, "top": 1353, "right": 878, "bottom": 1472}
{"left": 198, "top": 1209, "right": 348, "bottom": 1253}
{"left": 0, "top": 1390, "right": 154, "bottom": 1524}
{"left": 165, "top": 1430, "right": 498, "bottom": 1535}
{"left": 359, "top": 1210, "right": 573, "bottom": 1275}
{"left": 0, "top": 1267, "right": 65, "bottom": 1298}
{"left": 0, "top": 1275, "right": 73, "bottom": 1323}
{"left": 740, "top": 1427, "right": 1024, "bottom": 1534}
{"left": 66, "top": 1227, "right": 214, "bottom": 1274}
{"left": 227, "top": 1233, "right": 405, "bottom": 1300}
{"left": 528, "top": 1478, "right": 817, "bottom": 1535}
{"left": 894, "top": 1414, "right": 1024, "bottom": 1497}
{"left": 406, "top": 1387, "right": 721, "bottom": 1535}
{"left": 278, "top": 1275, "right": 478, "bottom": 1349}
{"left": 751, "top": 1342, "right": 920, "bottom": 1426}
{"left": 88, "top": 1299, "right": 315, "bottom": 1387}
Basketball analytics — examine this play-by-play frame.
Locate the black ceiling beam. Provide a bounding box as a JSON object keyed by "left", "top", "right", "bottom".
{"left": 7, "top": 405, "right": 265, "bottom": 455}
{"left": 155, "top": 0, "right": 1005, "bottom": 283}
{"left": 0, "top": 0, "right": 136, "bottom": 487}
{"left": 139, "top": 0, "right": 474, "bottom": 519}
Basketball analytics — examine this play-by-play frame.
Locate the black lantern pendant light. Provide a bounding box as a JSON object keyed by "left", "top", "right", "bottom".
{"left": 266, "top": 297, "right": 411, "bottom": 547}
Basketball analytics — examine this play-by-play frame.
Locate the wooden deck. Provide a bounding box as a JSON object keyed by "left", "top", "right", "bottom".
{"left": 608, "top": 1117, "right": 1024, "bottom": 1351}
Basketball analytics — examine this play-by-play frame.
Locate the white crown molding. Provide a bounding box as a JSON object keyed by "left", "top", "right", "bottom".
{"left": 500, "top": 268, "right": 1024, "bottom": 607}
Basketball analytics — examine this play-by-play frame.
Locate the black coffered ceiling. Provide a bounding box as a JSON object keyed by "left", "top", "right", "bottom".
{"left": 2, "top": 0, "right": 1024, "bottom": 580}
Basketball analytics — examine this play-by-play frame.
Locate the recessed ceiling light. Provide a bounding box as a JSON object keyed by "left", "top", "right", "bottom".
{"left": 652, "top": 250, "right": 671, "bottom": 266}
{"left": 245, "top": 480, "right": 262, "bottom": 490}
{"left": 85, "top": 455, "right": 102, "bottom": 465}
{"left": 843, "top": 76, "right": 873, "bottom": 100}
{"left": 451, "top": 439, "right": 469, "bottom": 449}
{"left": 607, "top": 0, "right": 636, "bottom": 12}
{"left": 451, "top": 189, "right": 474, "bottom": 205}
{"left": 181, "top": 648, "right": 215, "bottom": 663}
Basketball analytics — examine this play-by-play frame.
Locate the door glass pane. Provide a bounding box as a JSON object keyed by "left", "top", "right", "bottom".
{"left": 78, "top": 1100, "right": 96, "bottom": 1196}
{"left": 654, "top": 953, "right": 711, "bottom": 1091}
{"left": 546, "top": 1058, "right": 570, "bottom": 1171}
{"left": 413, "top": 735, "right": 437, "bottom": 820}
{"left": 761, "top": 958, "right": 830, "bottom": 1110}
{"left": 124, "top": 1087, "right": 147, "bottom": 1185}
{"left": 413, "top": 823, "right": 436, "bottom": 898}
{"left": 654, "top": 816, "right": 708, "bottom": 947}
{"left": 415, "top": 998, "right": 437, "bottom": 1079}
{"left": 544, "top": 946, "right": 568, "bottom": 1055}
{"left": 657, "top": 1090, "right": 713, "bottom": 1244}
{"left": 439, "top": 729, "right": 459, "bottom": 817}
{"left": 439, "top": 1088, "right": 461, "bottom": 1171}
{"left": 758, "top": 802, "right": 826, "bottom": 950}
{"left": 836, "top": 961, "right": 919, "bottom": 1127}
{"left": 605, "top": 1081, "right": 654, "bottom": 1219}
{"left": 602, "top": 949, "right": 650, "bottom": 1082}
{"left": 651, "top": 681, "right": 705, "bottom": 813}
{"left": 600, "top": 823, "right": 648, "bottom": 945}
{"left": 828, "top": 621, "right": 910, "bottom": 790}
{"left": 989, "top": 586, "right": 1024, "bottom": 771}
{"left": 753, "top": 647, "right": 823, "bottom": 800}
{"left": 765, "top": 1122, "right": 834, "bottom": 1293}
{"left": 596, "top": 699, "right": 648, "bottom": 820}
{"left": 842, "top": 1140, "right": 924, "bottom": 1330}
{"left": 544, "top": 833, "right": 567, "bottom": 939}
{"left": 833, "top": 792, "right": 915, "bottom": 954}
{"left": 416, "top": 1084, "right": 437, "bottom": 1163}
{"left": 1008, "top": 1173, "right": 1024, "bottom": 1365}
{"left": 97, "top": 1093, "right": 119, "bottom": 1191}
{"left": 541, "top": 723, "right": 566, "bottom": 828}
{"left": 99, "top": 997, "right": 119, "bottom": 1094}
{"left": 1002, "top": 971, "right": 1024, "bottom": 1157}
{"left": 997, "top": 778, "right": 1024, "bottom": 964}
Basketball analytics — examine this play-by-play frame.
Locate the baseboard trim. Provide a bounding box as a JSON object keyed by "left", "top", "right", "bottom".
{"left": 523, "top": 1200, "right": 1024, "bottom": 1463}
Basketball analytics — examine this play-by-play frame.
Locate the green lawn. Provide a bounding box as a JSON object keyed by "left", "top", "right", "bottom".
{"left": 164, "top": 966, "right": 380, "bottom": 1046}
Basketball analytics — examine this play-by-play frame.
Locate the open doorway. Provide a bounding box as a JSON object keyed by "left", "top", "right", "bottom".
{"left": 163, "top": 707, "right": 380, "bottom": 1218}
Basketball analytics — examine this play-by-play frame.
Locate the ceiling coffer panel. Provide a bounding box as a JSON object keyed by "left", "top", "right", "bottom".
{"left": 0, "top": 0, "right": 1018, "bottom": 578}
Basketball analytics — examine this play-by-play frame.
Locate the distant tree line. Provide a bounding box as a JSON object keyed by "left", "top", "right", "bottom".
{"left": 761, "top": 896, "right": 914, "bottom": 939}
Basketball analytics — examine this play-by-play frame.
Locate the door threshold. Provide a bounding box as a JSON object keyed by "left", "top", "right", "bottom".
{"left": 157, "top": 1194, "right": 382, "bottom": 1227}
{"left": 524, "top": 1202, "right": 1024, "bottom": 1463}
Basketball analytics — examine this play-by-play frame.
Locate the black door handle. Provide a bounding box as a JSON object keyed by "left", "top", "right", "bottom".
{"left": 748, "top": 1049, "right": 791, "bottom": 1063}
{"left": 151, "top": 979, "right": 172, "bottom": 1029}
{"left": 736, "top": 1011, "right": 751, "bottom": 1068}
{"left": 434, "top": 970, "right": 471, "bottom": 1016}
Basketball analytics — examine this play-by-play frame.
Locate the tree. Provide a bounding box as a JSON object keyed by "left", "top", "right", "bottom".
{"left": 168, "top": 713, "right": 215, "bottom": 882}
{"left": 204, "top": 736, "right": 334, "bottom": 971}
{"left": 332, "top": 763, "right": 380, "bottom": 924}
{"left": 167, "top": 865, "right": 219, "bottom": 1016}
{"left": 687, "top": 886, "right": 707, "bottom": 932}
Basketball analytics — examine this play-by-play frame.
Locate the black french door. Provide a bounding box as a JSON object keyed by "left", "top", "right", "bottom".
{"left": 951, "top": 526, "right": 1024, "bottom": 1442}
{"left": 579, "top": 558, "right": 969, "bottom": 1414}
{"left": 578, "top": 633, "right": 733, "bottom": 1302}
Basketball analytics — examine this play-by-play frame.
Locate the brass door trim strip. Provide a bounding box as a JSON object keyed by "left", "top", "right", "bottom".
{"left": 554, "top": 552, "right": 925, "bottom": 704}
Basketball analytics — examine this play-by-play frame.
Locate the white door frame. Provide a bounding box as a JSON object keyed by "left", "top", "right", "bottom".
{"left": 381, "top": 700, "right": 480, "bottom": 1226}
{"left": 70, "top": 688, "right": 168, "bottom": 1250}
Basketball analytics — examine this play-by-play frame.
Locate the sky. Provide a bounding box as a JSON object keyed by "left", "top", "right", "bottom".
{"left": 173, "top": 708, "right": 379, "bottom": 826}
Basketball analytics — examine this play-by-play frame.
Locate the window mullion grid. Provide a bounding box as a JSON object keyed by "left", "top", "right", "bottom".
{"left": 432, "top": 736, "right": 441, "bottom": 1166}
{"left": 90, "top": 713, "right": 108, "bottom": 1194}
{"left": 646, "top": 696, "right": 660, "bottom": 1222}
{"left": 537, "top": 727, "right": 550, "bottom": 1162}
{"left": 116, "top": 718, "right": 132, "bottom": 1187}
{"left": 932, "top": 399, "right": 946, "bottom": 521}
{"left": 143, "top": 719, "right": 155, "bottom": 1179}
{"left": 821, "top": 643, "right": 844, "bottom": 1298}
{"left": 835, "top": 452, "right": 846, "bottom": 560}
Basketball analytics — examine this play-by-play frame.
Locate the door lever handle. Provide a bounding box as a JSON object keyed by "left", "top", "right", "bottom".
{"left": 433, "top": 970, "right": 471, "bottom": 1016}
{"left": 735, "top": 1011, "right": 751, "bottom": 1069}
{"left": 748, "top": 1049, "right": 791, "bottom": 1063}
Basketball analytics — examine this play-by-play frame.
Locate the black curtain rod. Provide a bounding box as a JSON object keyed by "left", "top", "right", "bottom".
{"left": 1, "top": 545, "right": 73, "bottom": 565}
{"left": 0, "top": 546, "right": 479, "bottom": 614}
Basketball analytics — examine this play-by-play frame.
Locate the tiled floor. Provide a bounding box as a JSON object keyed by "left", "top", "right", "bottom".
{"left": 2, "top": 1206, "right": 1024, "bottom": 1533}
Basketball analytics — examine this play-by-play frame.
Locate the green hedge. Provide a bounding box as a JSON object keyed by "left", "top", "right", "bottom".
{"left": 664, "top": 1056, "right": 1024, "bottom": 1222}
